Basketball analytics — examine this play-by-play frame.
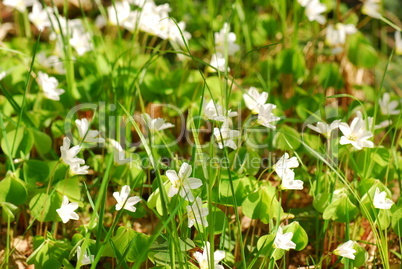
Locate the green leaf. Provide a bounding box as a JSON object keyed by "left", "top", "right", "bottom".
{"left": 283, "top": 221, "right": 308, "bottom": 251}
{"left": 103, "top": 226, "right": 150, "bottom": 262}
{"left": 242, "top": 186, "right": 282, "bottom": 223}
{"left": 391, "top": 208, "right": 402, "bottom": 237}
{"left": 347, "top": 33, "right": 378, "bottom": 68}
{"left": 1, "top": 127, "right": 34, "bottom": 158}
{"left": 316, "top": 63, "right": 344, "bottom": 90}
{"left": 1, "top": 202, "right": 18, "bottom": 221}
{"left": 23, "top": 160, "right": 50, "bottom": 186}
{"left": 56, "top": 177, "right": 81, "bottom": 201}
{"left": 275, "top": 48, "right": 306, "bottom": 79}
{"left": 215, "top": 176, "right": 256, "bottom": 206}
{"left": 31, "top": 130, "right": 52, "bottom": 154}
{"left": 0, "top": 172, "right": 28, "bottom": 205}
{"left": 27, "top": 238, "right": 72, "bottom": 267}
{"left": 196, "top": 207, "right": 228, "bottom": 235}
{"left": 313, "top": 192, "right": 331, "bottom": 213}
{"left": 323, "top": 195, "right": 359, "bottom": 223}
{"left": 29, "top": 192, "right": 63, "bottom": 222}
{"left": 376, "top": 208, "right": 391, "bottom": 230}
{"left": 228, "top": 147, "right": 262, "bottom": 176}
{"left": 273, "top": 126, "right": 301, "bottom": 150}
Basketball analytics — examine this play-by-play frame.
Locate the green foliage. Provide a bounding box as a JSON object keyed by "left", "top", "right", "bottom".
{"left": 242, "top": 186, "right": 282, "bottom": 223}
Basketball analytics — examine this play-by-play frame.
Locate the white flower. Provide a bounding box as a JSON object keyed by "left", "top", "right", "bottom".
{"left": 166, "top": 162, "right": 202, "bottom": 202}
{"left": 213, "top": 121, "right": 240, "bottom": 150}
{"left": 107, "top": 1, "right": 136, "bottom": 30}
{"left": 396, "top": 32, "right": 402, "bottom": 55}
{"left": 75, "top": 118, "right": 104, "bottom": 143}
{"left": 56, "top": 195, "right": 79, "bottom": 223}
{"left": 76, "top": 246, "right": 94, "bottom": 266}
{"left": 142, "top": 113, "right": 174, "bottom": 132}
{"left": 60, "top": 137, "right": 85, "bottom": 166}
{"left": 159, "top": 20, "right": 191, "bottom": 48}
{"left": 301, "top": 0, "right": 327, "bottom": 25}
{"left": 297, "top": 0, "right": 310, "bottom": 6}
{"left": 36, "top": 53, "right": 65, "bottom": 74}
{"left": 281, "top": 169, "right": 304, "bottom": 190}
{"left": 326, "top": 23, "right": 357, "bottom": 46}
{"left": 113, "top": 185, "right": 142, "bottom": 212}
{"left": 334, "top": 240, "right": 357, "bottom": 260}
{"left": 374, "top": 119, "right": 392, "bottom": 129}
{"left": 109, "top": 139, "right": 132, "bottom": 165}
{"left": 186, "top": 197, "right": 209, "bottom": 228}
{"left": 362, "top": 0, "right": 382, "bottom": 19}
{"left": 339, "top": 113, "right": 374, "bottom": 150}
{"left": 70, "top": 163, "right": 90, "bottom": 175}
{"left": 3, "top": 0, "right": 34, "bottom": 12}
{"left": 214, "top": 23, "right": 240, "bottom": 56}
{"left": 0, "top": 71, "right": 6, "bottom": 81}
{"left": 209, "top": 53, "right": 229, "bottom": 72}
{"left": 274, "top": 153, "right": 299, "bottom": 179}
{"left": 28, "top": 1, "right": 51, "bottom": 31}
{"left": 373, "top": 187, "right": 393, "bottom": 209}
{"left": 70, "top": 29, "right": 92, "bottom": 56}
{"left": 307, "top": 120, "right": 341, "bottom": 137}
{"left": 257, "top": 104, "right": 280, "bottom": 129}
{"left": 193, "top": 242, "right": 225, "bottom": 269}
{"left": 378, "top": 93, "right": 400, "bottom": 115}
{"left": 204, "top": 100, "right": 237, "bottom": 122}
{"left": 273, "top": 226, "right": 296, "bottom": 250}
{"left": 37, "top": 71, "right": 65, "bottom": 101}
{"left": 243, "top": 87, "right": 268, "bottom": 114}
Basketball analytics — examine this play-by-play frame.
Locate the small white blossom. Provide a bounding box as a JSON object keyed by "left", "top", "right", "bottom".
{"left": 299, "top": 0, "right": 327, "bottom": 24}
{"left": 76, "top": 246, "right": 94, "bottom": 266}
{"left": 326, "top": 23, "right": 357, "bottom": 46}
{"left": 186, "top": 197, "right": 209, "bottom": 228}
{"left": 70, "top": 163, "right": 89, "bottom": 175}
{"left": 274, "top": 226, "right": 296, "bottom": 250}
{"left": 193, "top": 242, "right": 225, "bottom": 269}
{"left": 214, "top": 23, "right": 240, "bottom": 56}
{"left": 37, "top": 71, "right": 65, "bottom": 101}
{"left": 36, "top": 53, "right": 65, "bottom": 74}
{"left": 204, "top": 99, "right": 237, "bottom": 122}
{"left": 334, "top": 240, "right": 357, "bottom": 260}
{"left": 362, "top": 0, "right": 382, "bottom": 19}
{"left": 373, "top": 187, "right": 393, "bottom": 209}
{"left": 339, "top": 113, "right": 374, "bottom": 150}
{"left": 70, "top": 29, "right": 93, "bottom": 56}
{"left": 28, "top": 1, "right": 51, "bottom": 31}
{"left": 281, "top": 169, "right": 304, "bottom": 190}
{"left": 307, "top": 120, "right": 341, "bottom": 138}
{"left": 75, "top": 118, "right": 104, "bottom": 143}
{"left": 166, "top": 162, "right": 202, "bottom": 202}
{"left": 60, "top": 137, "right": 85, "bottom": 166}
{"left": 56, "top": 195, "right": 79, "bottom": 223}
{"left": 109, "top": 139, "right": 132, "bottom": 165}
{"left": 107, "top": 1, "right": 136, "bottom": 30}
{"left": 113, "top": 185, "right": 141, "bottom": 212}
{"left": 213, "top": 121, "right": 240, "bottom": 150}
{"left": 209, "top": 53, "right": 229, "bottom": 72}
{"left": 378, "top": 93, "right": 400, "bottom": 115}
{"left": 257, "top": 104, "right": 280, "bottom": 129}
{"left": 142, "top": 113, "right": 174, "bottom": 132}
{"left": 396, "top": 32, "right": 402, "bottom": 55}
{"left": 0, "top": 72, "right": 6, "bottom": 81}
{"left": 3, "top": 0, "right": 34, "bottom": 12}
{"left": 243, "top": 87, "right": 269, "bottom": 114}
{"left": 274, "top": 153, "right": 299, "bottom": 179}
